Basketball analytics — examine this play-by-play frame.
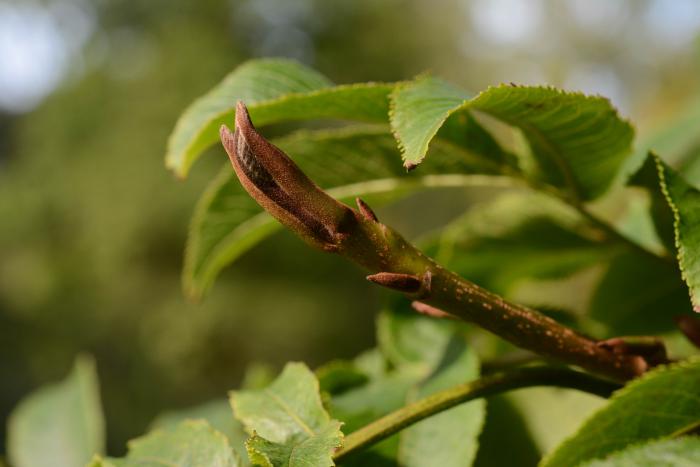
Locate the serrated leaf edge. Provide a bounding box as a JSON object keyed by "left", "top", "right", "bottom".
{"left": 388, "top": 74, "right": 468, "bottom": 168}
{"left": 168, "top": 80, "right": 395, "bottom": 178}
{"left": 650, "top": 151, "right": 700, "bottom": 310}
{"left": 540, "top": 356, "right": 700, "bottom": 467}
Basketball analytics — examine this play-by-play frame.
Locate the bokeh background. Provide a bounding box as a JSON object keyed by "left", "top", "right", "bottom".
{"left": 2, "top": 0, "right": 700, "bottom": 455}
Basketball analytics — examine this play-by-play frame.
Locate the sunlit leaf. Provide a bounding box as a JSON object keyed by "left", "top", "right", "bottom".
{"left": 165, "top": 58, "right": 394, "bottom": 177}
{"left": 90, "top": 420, "right": 240, "bottom": 467}
{"left": 150, "top": 399, "right": 247, "bottom": 463}
{"left": 8, "top": 356, "right": 104, "bottom": 467}
{"left": 391, "top": 79, "right": 634, "bottom": 200}
{"left": 231, "top": 363, "right": 343, "bottom": 467}
{"left": 389, "top": 76, "right": 470, "bottom": 167}
{"left": 579, "top": 437, "right": 700, "bottom": 467}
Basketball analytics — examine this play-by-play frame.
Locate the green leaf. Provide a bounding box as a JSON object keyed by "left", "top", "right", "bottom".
{"left": 165, "top": 58, "right": 394, "bottom": 177}
{"left": 542, "top": 358, "right": 700, "bottom": 467}
{"left": 473, "top": 395, "right": 541, "bottom": 467}
{"left": 589, "top": 251, "right": 690, "bottom": 335}
{"left": 8, "top": 355, "right": 104, "bottom": 467}
{"left": 391, "top": 80, "right": 634, "bottom": 200}
{"left": 579, "top": 437, "right": 700, "bottom": 467}
{"left": 398, "top": 338, "right": 485, "bottom": 467}
{"left": 432, "top": 191, "right": 620, "bottom": 295}
{"left": 389, "top": 76, "right": 470, "bottom": 167}
{"left": 333, "top": 303, "right": 485, "bottom": 466}
{"left": 654, "top": 154, "right": 700, "bottom": 311}
{"left": 316, "top": 360, "right": 370, "bottom": 396}
{"left": 377, "top": 302, "right": 455, "bottom": 374}
{"left": 185, "top": 127, "right": 513, "bottom": 298}
{"left": 629, "top": 153, "right": 700, "bottom": 311}
{"left": 505, "top": 387, "right": 606, "bottom": 457}
{"left": 231, "top": 362, "right": 343, "bottom": 467}
{"left": 246, "top": 422, "right": 343, "bottom": 467}
{"left": 628, "top": 155, "right": 677, "bottom": 252}
{"left": 150, "top": 399, "right": 248, "bottom": 462}
{"left": 91, "top": 420, "right": 240, "bottom": 467}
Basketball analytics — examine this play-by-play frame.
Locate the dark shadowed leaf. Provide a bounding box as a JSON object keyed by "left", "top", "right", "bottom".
{"left": 589, "top": 251, "right": 690, "bottom": 335}
{"left": 629, "top": 153, "right": 700, "bottom": 311}
{"left": 542, "top": 358, "right": 700, "bottom": 467}
{"left": 430, "top": 191, "right": 620, "bottom": 295}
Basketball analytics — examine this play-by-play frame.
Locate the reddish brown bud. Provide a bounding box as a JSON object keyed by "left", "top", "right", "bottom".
{"left": 356, "top": 198, "right": 378, "bottom": 222}
{"left": 366, "top": 271, "right": 431, "bottom": 296}
{"left": 221, "top": 101, "right": 354, "bottom": 250}
{"left": 597, "top": 336, "right": 667, "bottom": 367}
{"left": 411, "top": 301, "right": 455, "bottom": 319}
{"left": 676, "top": 315, "right": 700, "bottom": 349}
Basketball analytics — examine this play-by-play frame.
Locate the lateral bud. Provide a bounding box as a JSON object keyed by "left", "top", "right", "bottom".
{"left": 366, "top": 271, "right": 431, "bottom": 296}
{"left": 356, "top": 198, "right": 379, "bottom": 222}
{"left": 596, "top": 336, "right": 667, "bottom": 367}
{"left": 411, "top": 301, "right": 455, "bottom": 319}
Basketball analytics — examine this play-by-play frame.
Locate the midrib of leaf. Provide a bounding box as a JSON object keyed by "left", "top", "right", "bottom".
{"left": 266, "top": 390, "right": 316, "bottom": 437}
{"left": 392, "top": 80, "right": 633, "bottom": 201}
{"left": 498, "top": 117, "right": 582, "bottom": 203}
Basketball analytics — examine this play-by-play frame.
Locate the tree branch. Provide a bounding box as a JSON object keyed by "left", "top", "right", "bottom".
{"left": 333, "top": 366, "right": 621, "bottom": 462}
{"left": 220, "top": 101, "right": 664, "bottom": 382}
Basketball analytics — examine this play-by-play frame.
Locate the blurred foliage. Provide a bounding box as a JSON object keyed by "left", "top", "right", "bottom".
{"left": 1, "top": 0, "right": 700, "bottom": 460}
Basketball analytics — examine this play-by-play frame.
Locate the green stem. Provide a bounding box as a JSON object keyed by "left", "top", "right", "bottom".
{"left": 223, "top": 102, "right": 664, "bottom": 383}
{"left": 333, "top": 366, "right": 620, "bottom": 462}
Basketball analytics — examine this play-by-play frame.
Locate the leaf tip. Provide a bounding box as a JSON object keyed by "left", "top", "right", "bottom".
{"left": 404, "top": 161, "right": 419, "bottom": 171}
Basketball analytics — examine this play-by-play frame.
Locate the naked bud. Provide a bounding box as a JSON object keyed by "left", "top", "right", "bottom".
{"left": 411, "top": 301, "right": 455, "bottom": 319}
{"left": 220, "top": 101, "right": 355, "bottom": 250}
{"left": 366, "top": 271, "right": 431, "bottom": 296}
{"left": 356, "top": 198, "right": 379, "bottom": 222}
